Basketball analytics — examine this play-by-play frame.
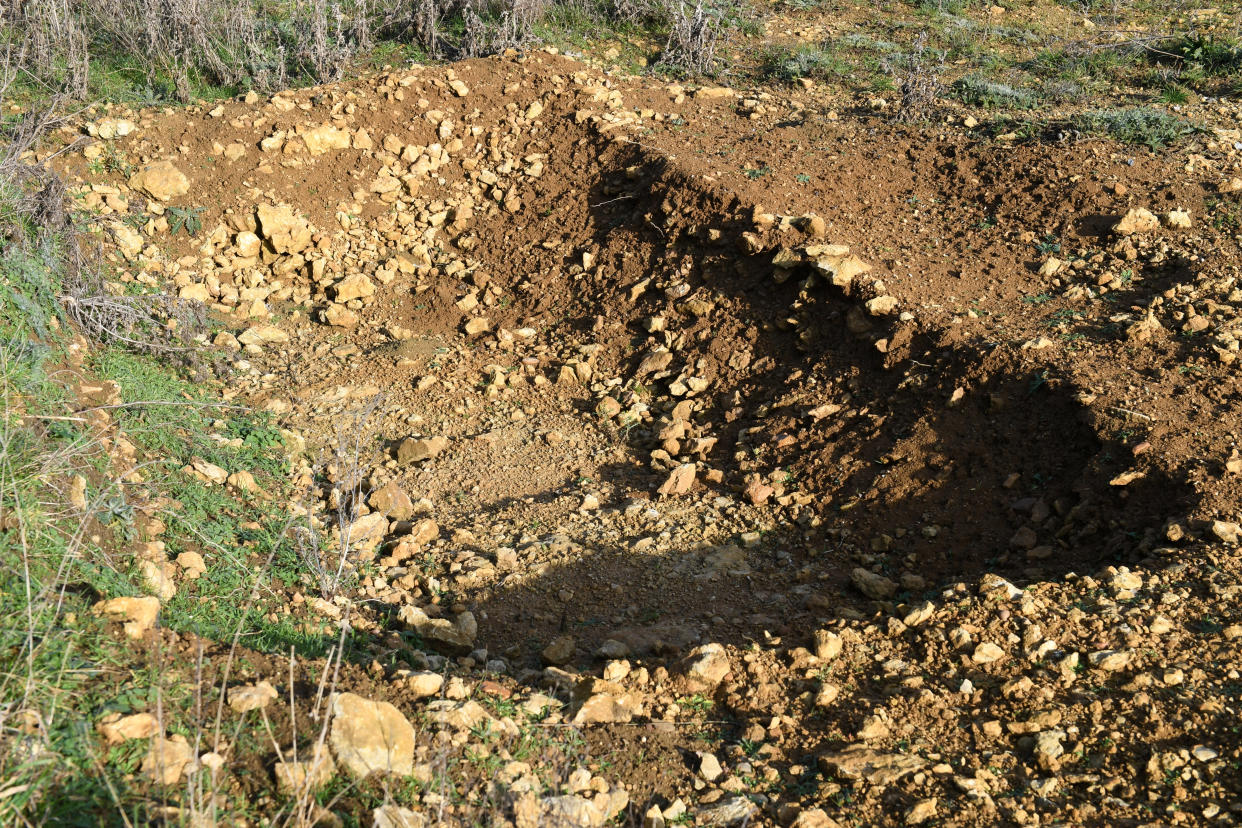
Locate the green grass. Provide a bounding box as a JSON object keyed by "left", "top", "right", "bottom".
{"left": 0, "top": 172, "right": 356, "bottom": 822}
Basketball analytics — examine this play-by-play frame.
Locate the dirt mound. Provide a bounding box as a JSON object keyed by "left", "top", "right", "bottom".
{"left": 55, "top": 49, "right": 1242, "bottom": 827}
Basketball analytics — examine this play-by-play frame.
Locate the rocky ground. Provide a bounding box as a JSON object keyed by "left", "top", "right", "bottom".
{"left": 31, "top": 42, "right": 1242, "bottom": 828}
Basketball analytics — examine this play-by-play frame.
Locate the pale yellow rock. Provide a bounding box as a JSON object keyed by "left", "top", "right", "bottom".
{"left": 329, "top": 693, "right": 416, "bottom": 778}
{"left": 97, "top": 712, "right": 159, "bottom": 744}
{"left": 111, "top": 223, "right": 144, "bottom": 259}
{"left": 128, "top": 161, "right": 189, "bottom": 201}
{"left": 256, "top": 203, "right": 313, "bottom": 254}
{"left": 94, "top": 595, "right": 161, "bottom": 638}
{"left": 142, "top": 734, "right": 196, "bottom": 785}
{"left": 332, "top": 273, "right": 375, "bottom": 303}
{"left": 228, "top": 680, "right": 279, "bottom": 713}
{"left": 300, "top": 125, "right": 351, "bottom": 155}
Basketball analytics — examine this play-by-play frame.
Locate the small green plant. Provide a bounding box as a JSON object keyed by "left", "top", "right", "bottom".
{"left": 758, "top": 44, "right": 849, "bottom": 82}
{"left": 954, "top": 75, "right": 1040, "bottom": 110}
{"left": 167, "top": 205, "right": 205, "bottom": 236}
{"left": 677, "top": 693, "right": 714, "bottom": 715}
{"left": 1076, "top": 108, "right": 1198, "bottom": 150}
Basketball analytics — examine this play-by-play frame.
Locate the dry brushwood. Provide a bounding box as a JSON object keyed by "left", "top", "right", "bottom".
{"left": 891, "top": 33, "right": 944, "bottom": 125}
{"left": 60, "top": 269, "right": 211, "bottom": 354}
{"left": 657, "top": 1, "right": 724, "bottom": 77}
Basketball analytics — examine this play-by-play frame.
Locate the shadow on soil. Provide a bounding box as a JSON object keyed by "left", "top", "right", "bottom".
{"left": 459, "top": 138, "right": 1197, "bottom": 669}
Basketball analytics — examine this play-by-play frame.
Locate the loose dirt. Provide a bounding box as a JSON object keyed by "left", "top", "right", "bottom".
{"left": 53, "top": 47, "right": 1242, "bottom": 827}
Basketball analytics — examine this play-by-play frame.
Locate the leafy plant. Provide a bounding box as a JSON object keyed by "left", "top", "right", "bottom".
{"left": 1076, "top": 107, "right": 1198, "bottom": 149}
{"left": 954, "top": 74, "right": 1040, "bottom": 110}
{"left": 167, "top": 205, "right": 205, "bottom": 237}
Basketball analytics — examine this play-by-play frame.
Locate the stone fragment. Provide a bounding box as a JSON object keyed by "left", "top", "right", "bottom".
{"left": 819, "top": 744, "right": 925, "bottom": 786}
{"left": 1088, "top": 649, "right": 1131, "bottom": 672}
{"left": 300, "top": 125, "right": 351, "bottom": 155}
{"left": 425, "top": 699, "right": 491, "bottom": 731}
{"left": 542, "top": 635, "right": 576, "bottom": 665}
{"left": 972, "top": 642, "right": 1007, "bottom": 664}
{"left": 256, "top": 203, "right": 313, "bottom": 254}
{"left": 397, "top": 606, "right": 475, "bottom": 655}
{"left": 129, "top": 161, "right": 189, "bottom": 201}
{"left": 341, "top": 512, "right": 389, "bottom": 558}
{"left": 274, "top": 743, "right": 335, "bottom": 794}
{"left": 142, "top": 735, "right": 196, "bottom": 785}
{"left": 395, "top": 436, "right": 448, "bottom": 465}
{"left": 238, "top": 325, "right": 289, "bottom": 346}
{"left": 403, "top": 671, "right": 444, "bottom": 699}
{"left": 329, "top": 693, "right": 416, "bottom": 778}
{"left": 791, "top": 809, "right": 842, "bottom": 828}
{"left": 865, "top": 295, "right": 898, "bottom": 316}
{"left": 851, "top": 567, "right": 896, "bottom": 600}
{"left": 93, "top": 596, "right": 160, "bottom": 639}
{"left": 1113, "top": 207, "right": 1159, "bottom": 236}
{"left": 905, "top": 799, "right": 938, "bottom": 825}
{"left": 813, "top": 630, "right": 842, "bottom": 661}
{"left": 332, "top": 273, "right": 375, "bottom": 303}
{"left": 1164, "top": 209, "right": 1192, "bottom": 229}
{"left": 680, "top": 643, "right": 731, "bottom": 691}
{"left": 369, "top": 480, "right": 414, "bottom": 521}
{"left": 97, "top": 712, "right": 159, "bottom": 744}
{"left": 657, "top": 464, "right": 696, "bottom": 497}
{"left": 698, "top": 751, "right": 723, "bottom": 781}
{"left": 111, "top": 223, "right": 143, "bottom": 259}
{"left": 228, "top": 680, "right": 279, "bottom": 713}
{"left": 695, "top": 796, "right": 758, "bottom": 826}
{"left": 373, "top": 806, "right": 426, "bottom": 828}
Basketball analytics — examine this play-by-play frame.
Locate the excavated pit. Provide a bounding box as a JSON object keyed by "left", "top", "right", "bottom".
{"left": 227, "top": 130, "right": 1195, "bottom": 663}
{"left": 64, "top": 52, "right": 1204, "bottom": 666}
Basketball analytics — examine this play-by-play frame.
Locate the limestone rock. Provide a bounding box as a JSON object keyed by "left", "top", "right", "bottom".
{"left": 332, "top": 273, "right": 375, "bottom": 303}
{"left": 542, "top": 635, "right": 576, "bottom": 665}
{"left": 398, "top": 606, "right": 475, "bottom": 655}
{"left": 341, "top": 512, "right": 389, "bottom": 558}
{"left": 369, "top": 480, "right": 414, "bottom": 521}
{"left": 1113, "top": 207, "right": 1159, "bottom": 236}
{"left": 425, "top": 699, "right": 491, "bottom": 730}
{"left": 373, "top": 806, "right": 425, "bottom": 828}
{"left": 680, "top": 642, "right": 731, "bottom": 691}
{"left": 300, "top": 125, "right": 352, "bottom": 155}
{"left": 851, "top": 567, "right": 897, "bottom": 600}
{"left": 395, "top": 436, "right": 448, "bottom": 465}
{"left": 275, "top": 743, "right": 335, "bottom": 794}
{"left": 402, "top": 671, "right": 444, "bottom": 699}
{"left": 93, "top": 595, "right": 161, "bottom": 639}
{"left": 329, "top": 693, "right": 416, "bottom": 778}
{"left": 819, "top": 744, "right": 925, "bottom": 786}
{"left": 97, "top": 712, "right": 159, "bottom": 744}
{"left": 142, "top": 734, "right": 196, "bottom": 785}
{"left": 256, "top": 203, "right": 313, "bottom": 254}
{"left": 129, "top": 161, "right": 189, "bottom": 201}
{"left": 228, "top": 680, "right": 279, "bottom": 713}
{"left": 238, "top": 325, "right": 289, "bottom": 346}
{"left": 111, "top": 223, "right": 144, "bottom": 259}
{"left": 695, "top": 796, "right": 759, "bottom": 826}
{"left": 813, "top": 630, "right": 843, "bottom": 661}
{"left": 657, "top": 463, "right": 696, "bottom": 497}
{"left": 1164, "top": 209, "right": 1192, "bottom": 229}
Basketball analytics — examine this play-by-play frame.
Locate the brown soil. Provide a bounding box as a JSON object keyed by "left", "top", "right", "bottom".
{"left": 55, "top": 46, "right": 1242, "bottom": 827}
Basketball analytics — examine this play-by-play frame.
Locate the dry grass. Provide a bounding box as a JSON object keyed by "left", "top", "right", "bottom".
{"left": 657, "top": 1, "right": 724, "bottom": 76}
